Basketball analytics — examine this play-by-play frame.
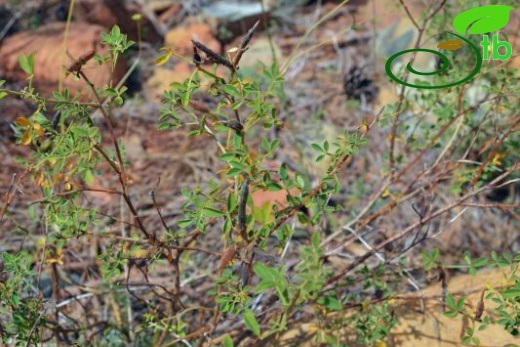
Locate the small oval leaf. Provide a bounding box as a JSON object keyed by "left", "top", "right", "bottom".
{"left": 502, "top": 287, "right": 520, "bottom": 300}
{"left": 437, "top": 39, "right": 465, "bottom": 50}
{"left": 201, "top": 207, "right": 225, "bottom": 218}
{"left": 155, "top": 53, "right": 172, "bottom": 66}
{"left": 21, "top": 130, "right": 32, "bottom": 145}
{"left": 15, "top": 117, "right": 31, "bottom": 126}
{"left": 453, "top": 5, "right": 514, "bottom": 35}
{"left": 244, "top": 309, "right": 261, "bottom": 336}
{"left": 18, "top": 54, "right": 34, "bottom": 75}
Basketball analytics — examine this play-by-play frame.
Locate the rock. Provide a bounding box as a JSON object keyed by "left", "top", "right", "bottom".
{"left": 200, "top": 1, "right": 270, "bottom": 44}
{"left": 165, "top": 21, "right": 220, "bottom": 56}
{"left": 251, "top": 187, "right": 301, "bottom": 210}
{"left": 0, "top": 22, "right": 127, "bottom": 100}
{"left": 146, "top": 63, "right": 192, "bottom": 100}
{"left": 74, "top": 0, "right": 164, "bottom": 44}
{"left": 235, "top": 37, "right": 283, "bottom": 71}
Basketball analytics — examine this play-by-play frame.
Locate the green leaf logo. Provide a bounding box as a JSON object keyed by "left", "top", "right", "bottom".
{"left": 453, "top": 5, "right": 514, "bottom": 35}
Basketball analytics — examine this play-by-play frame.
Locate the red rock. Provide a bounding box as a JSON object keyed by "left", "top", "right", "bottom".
{"left": 0, "top": 22, "right": 127, "bottom": 100}
{"left": 74, "top": 0, "right": 163, "bottom": 44}
{"left": 252, "top": 187, "right": 300, "bottom": 209}
{"left": 165, "top": 22, "right": 220, "bottom": 56}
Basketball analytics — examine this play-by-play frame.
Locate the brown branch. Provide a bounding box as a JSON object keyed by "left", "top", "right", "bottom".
{"left": 268, "top": 108, "right": 382, "bottom": 237}
{"left": 233, "top": 20, "right": 260, "bottom": 68}
{"left": 323, "top": 168, "right": 515, "bottom": 289}
{"left": 78, "top": 71, "right": 152, "bottom": 241}
{"left": 151, "top": 177, "right": 168, "bottom": 237}
{"left": 0, "top": 172, "right": 25, "bottom": 222}
{"left": 469, "top": 114, "right": 520, "bottom": 188}
{"left": 388, "top": 0, "right": 447, "bottom": 172}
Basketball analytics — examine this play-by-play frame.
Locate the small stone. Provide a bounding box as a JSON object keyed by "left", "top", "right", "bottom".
{"left": 0, "top": 22, "right": 127, "bottom": 100}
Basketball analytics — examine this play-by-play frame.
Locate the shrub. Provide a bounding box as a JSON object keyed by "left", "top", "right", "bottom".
{"left": 0, "top": 1, "right": 519, "bottom": 346}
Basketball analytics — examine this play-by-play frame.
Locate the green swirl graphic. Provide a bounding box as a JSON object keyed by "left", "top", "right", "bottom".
{"left": 385, "top": 31, "right": 482, "bottom": 89}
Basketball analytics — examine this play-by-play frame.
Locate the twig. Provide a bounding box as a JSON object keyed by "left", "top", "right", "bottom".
{"left": 388, "top": 0, "right": 447, "bottom": 172}
{"left": 470, "top": 115, "right": 520, "bottom": 188}
{"left": 323, "top": 167, "right": 516, "bottom": 289}
{"left": 0, "top": 173, "right": 23, "bottom": 222}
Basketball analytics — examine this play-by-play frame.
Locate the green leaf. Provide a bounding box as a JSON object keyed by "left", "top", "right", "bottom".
{"left": 181, "top": 90, "right": 190, "bottom": 108}
{"left": 253, "top": 263, "right": 278, "bottom": 282}
{"left": 318, "top": 295, "right": 343, "bottom": 311}
{"left": 261, "top": 138, "right": 270, "bottom": 152}
{"left": 502, "top": 287, "right": 520, "bottom": 300}
{"left": 201, "top": 207, "right": 225, "bottom": 218}
{"left": 280, "top": 163, "right": 288, "bottom": 181}
{"left": 222, "top": 335, "right": 234, "bottom": 347}
{"left": 83, "top": 170, "right": 94, "bottom": 184}
{"left": 19, "top": 53, "right": 34, "bottom": 75}
{"left": 231, "top": 101, "right": 243, "bottom": 110}
{"left": 472, "top": 257, "right": 488, "bottom": 268}
{"left": 270, "top": 139, "right": 280, "bottom": 151}
{"left": 265, "top": 182, "right": 282, "bottom": 191}
{"left": 233, "top": 132, "right": 243, "bottom": 150}
{"left": 222, "top": 84, "right": 240, "bottom": 97}
{"left": 229, "top": 160, "right": 244, "bottom": 170}
{"left": 244, "top": 309, "right": 261, "bottom": 336}
{"left": 227, "top": 192, "right": 237, "bottom": 211}
{"left": 252, "top": 201, "right": 275, "bottom": 225}
{"left": 111, "top": 25, "right": 121, "bottom": 37}
{"left": 453, "top": 5, "right": 514, "bottom": 35}
{"left": 446, "top": 292, "right": 455, "bottom": 309}
{"left": 220, "top": 153, "right": 236, "bottom": 162}
{"left": 311, "top": 143, "right": 322, "bottom": 152}
{"left": 105, "top": 87, "right": 118, "bottom": 97}
{"left": 11, "top": 293, "right": 20, "bottom": 306}
{"left": 170, "top": 82, "right": 185, "bottom": 91}
{"left": 178, "top": 219, "right": 193, "bottom": 228}
{"left": 311, "top": 232, "right": 320, "bottom": 252}
{"left": 157, "top": 122, "right": 175, "bottom": 131}
{"left": 223, "top": 217, "right": 232, "bottom": 234}
{"left": 463, "top": 251, "right": 472, "bottom": 265}
{"left": 227, "top": 167, "right": 243, "bottom": 177}
{"left": 444, "top": 310, "right": 458, "bottom": 318}
{"left": 2, "top": 252, "right": 12, "bottom": 262}
{"left": 456, "top": 297, "right": 464, "bottom": 310}
{"left": 114, "top": 96, "right": 124, "bottom": 107}
{"left": 256, "top": 280, "right": 275, "bottom": 292}
{"left": 295, "top": 174, "right": 305, "bottom": 189}
{"left": 277, "top": 286, "right": 290, "bottom": 306}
